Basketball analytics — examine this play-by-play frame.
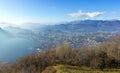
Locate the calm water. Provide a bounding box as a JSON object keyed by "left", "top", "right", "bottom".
{"left": 0, "top": 37, "right": 39, "bottom": 62}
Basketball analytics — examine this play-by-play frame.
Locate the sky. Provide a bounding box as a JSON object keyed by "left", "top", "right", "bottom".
{"left": 0, "top": 0, "right": 120, "bottom": 25}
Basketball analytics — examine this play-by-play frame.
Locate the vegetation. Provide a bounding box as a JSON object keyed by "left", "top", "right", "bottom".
{"left": 0, "top": 36, "right": 120, "bottom": 73}
{"left": 53, "top": 64, "right": 120, "bottom": 73}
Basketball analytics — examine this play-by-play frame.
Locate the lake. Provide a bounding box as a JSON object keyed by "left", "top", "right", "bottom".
{"left": 0, "top": 37, "right": 40, "bottom": 62}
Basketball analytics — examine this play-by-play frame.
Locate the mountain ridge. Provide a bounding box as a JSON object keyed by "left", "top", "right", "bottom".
{"left": 45, "top": 20, "right": 120, "bottom": 33}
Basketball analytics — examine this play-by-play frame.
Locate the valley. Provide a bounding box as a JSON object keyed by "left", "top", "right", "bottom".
{"left": 0, "top": 20, "right": 120, "bottom": 62}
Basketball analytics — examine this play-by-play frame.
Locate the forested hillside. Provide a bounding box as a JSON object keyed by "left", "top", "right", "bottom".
{"left": 0, "top": 35, "right": 120, "bottom": 73}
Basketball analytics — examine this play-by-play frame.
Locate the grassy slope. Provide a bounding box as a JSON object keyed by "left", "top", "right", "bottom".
{"left": 52, "top": 64, "right": 120, "bottom": 73}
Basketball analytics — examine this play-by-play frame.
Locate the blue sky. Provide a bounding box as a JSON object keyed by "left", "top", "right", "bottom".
{"left": 0, "top": 0, "right": 120, "bottom": 25}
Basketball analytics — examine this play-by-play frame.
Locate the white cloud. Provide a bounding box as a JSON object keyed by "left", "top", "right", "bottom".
{"left": 86, "top": 12, "right": 104, "bottom": 18}
{"left": 68, "top": 10, "right": 104, "bottom": 18}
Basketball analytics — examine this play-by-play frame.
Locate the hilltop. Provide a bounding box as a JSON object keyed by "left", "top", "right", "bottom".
{"left": 0, "top": 35, "right": 120, "bottom": 73}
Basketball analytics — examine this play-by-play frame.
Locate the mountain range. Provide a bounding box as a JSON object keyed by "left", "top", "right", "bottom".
{"left": 42, "top": 20, "right": 120, "bottom": 33}
{"left": 1, "top": 20, "right": 120, "bottom": 32}
{"left": 1, "top": 20, "right": 120, "bottom": 48}
{"left": 0, "top": 20, "right": 120, "bottom": 61}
